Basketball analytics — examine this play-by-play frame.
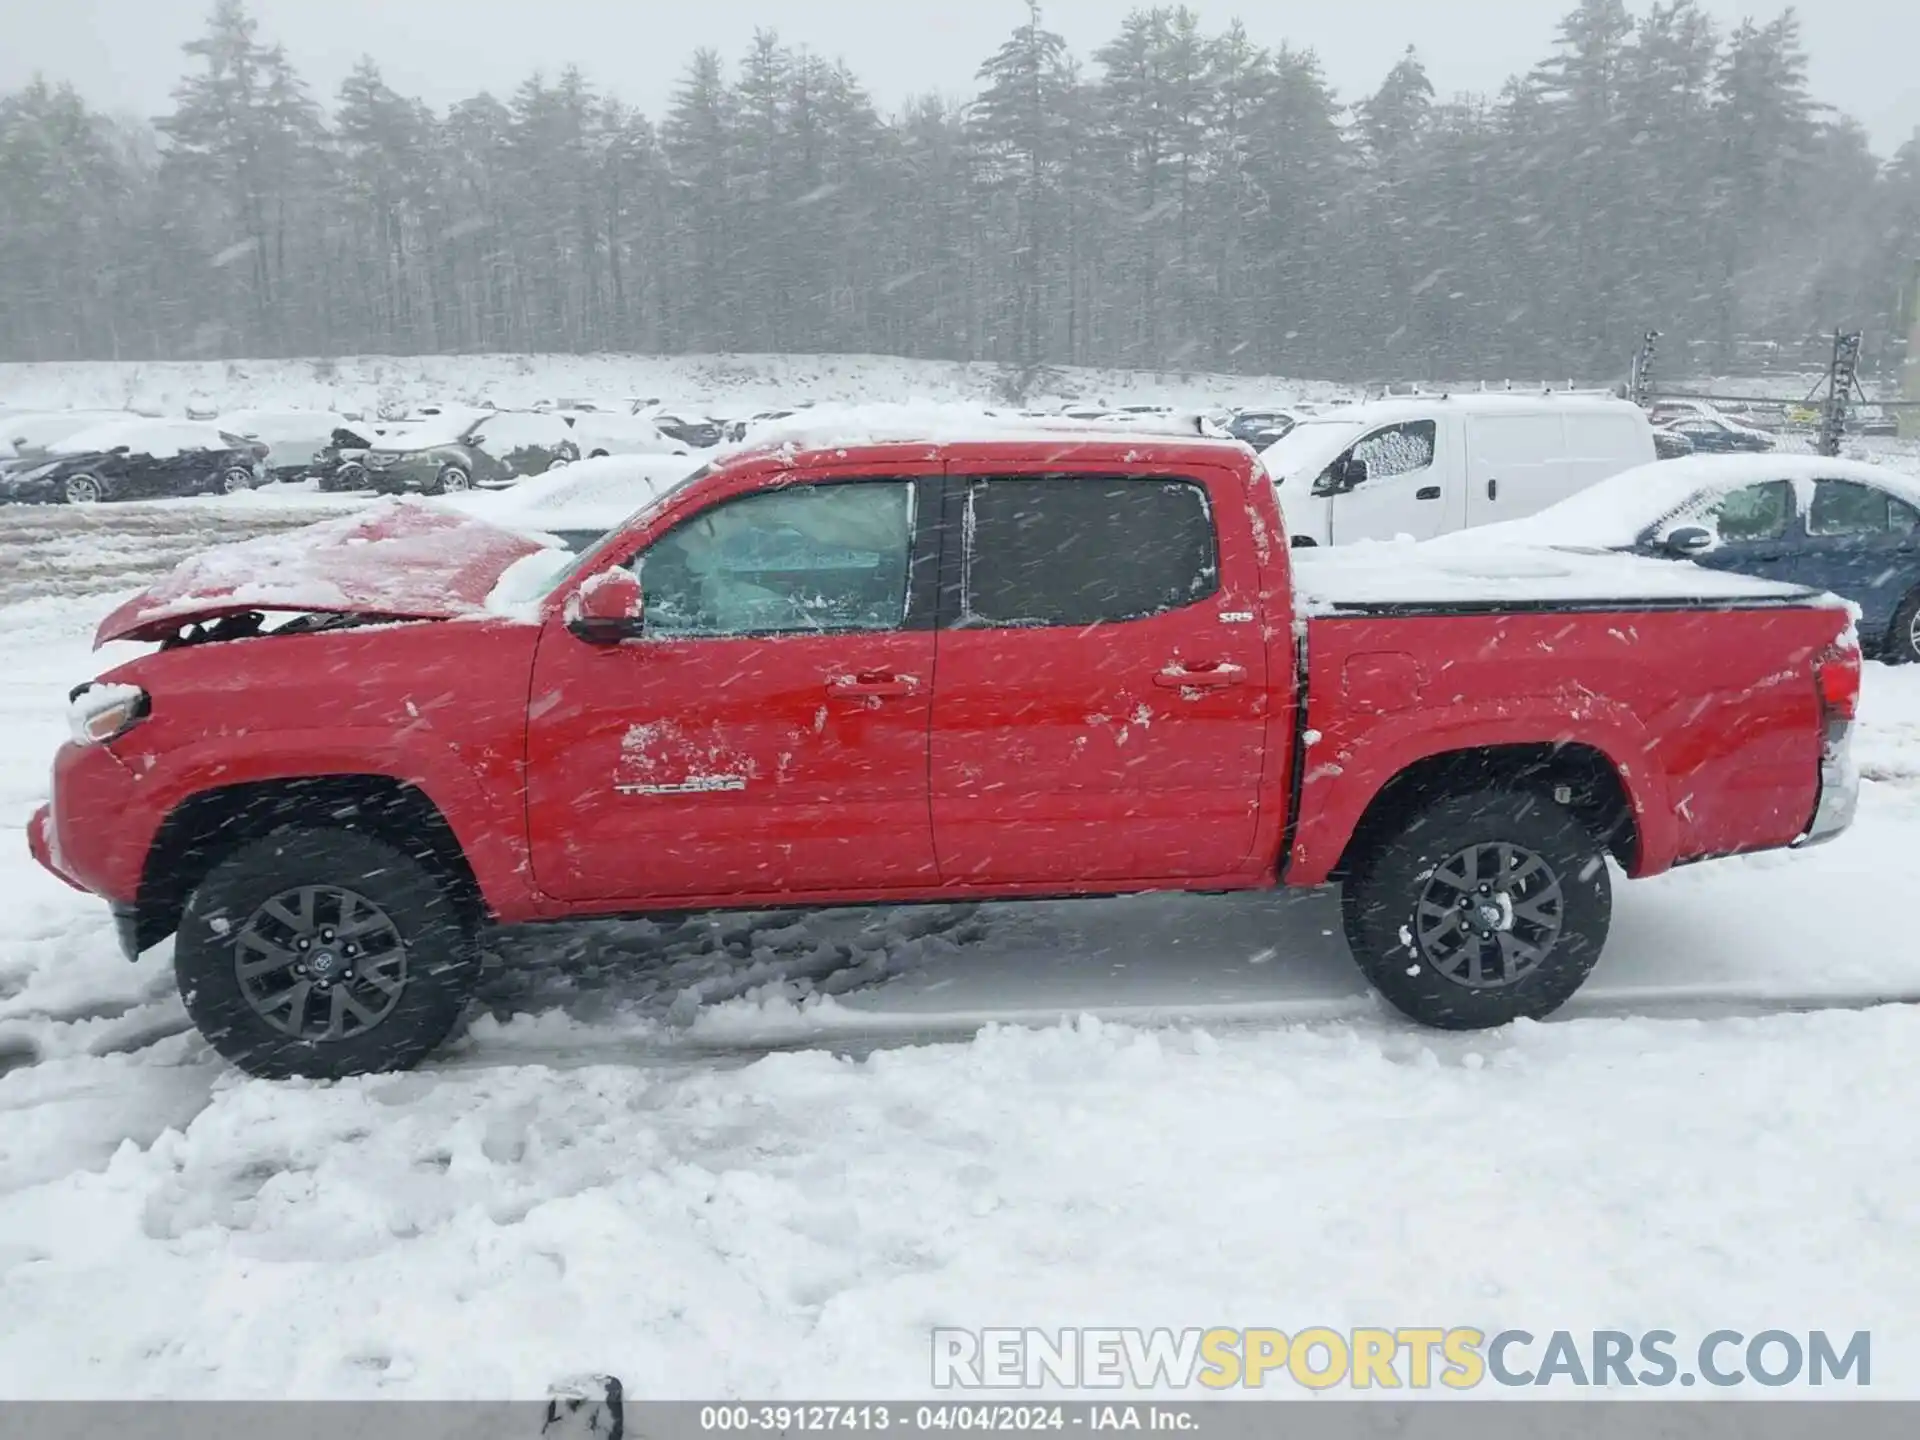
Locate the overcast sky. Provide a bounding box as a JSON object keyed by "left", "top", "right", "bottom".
{"left": 4, "top": 0, "right": 1917, "bottom": 154}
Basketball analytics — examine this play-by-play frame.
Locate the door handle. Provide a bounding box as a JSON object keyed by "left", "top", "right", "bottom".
{"left": 1486, "top": 478, "right": 1499, "bottom": 501}
{"left": 1416, "top": 486, "right": 1441, "bottom": 501}
{"left": 1154, "top": 661, "right": 1246, "bottom": 690}
{"left": 827, "top": 671, "right": 920, "bottom": 698}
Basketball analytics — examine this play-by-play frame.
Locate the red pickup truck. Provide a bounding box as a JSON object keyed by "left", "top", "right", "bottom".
{"left": 30, "top": 432, "right": 1860, "bottom": 1078}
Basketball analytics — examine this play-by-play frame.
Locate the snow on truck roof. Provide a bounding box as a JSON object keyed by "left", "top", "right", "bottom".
{"left": 714, "top": 402, "right": 1245, "bottom": 466}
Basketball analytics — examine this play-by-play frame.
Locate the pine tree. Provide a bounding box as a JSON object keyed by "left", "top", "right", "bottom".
{"left": 157, "top": 0, "right": 326, "bottom": 353}
{"left": 972, "top": 1, "right": 1075, "bottom": 367}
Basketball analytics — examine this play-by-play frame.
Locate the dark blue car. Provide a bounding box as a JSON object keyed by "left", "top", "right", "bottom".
{"left": 1634, "top": 459, "right": 1920, "bottom": 660}
{"left": 1457, "top": 455, "right": 1920, "bottom": 663}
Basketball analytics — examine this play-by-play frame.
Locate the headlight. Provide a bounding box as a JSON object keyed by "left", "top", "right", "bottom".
{"left": 68, "top": 682, "right": 149, "bottom": 746}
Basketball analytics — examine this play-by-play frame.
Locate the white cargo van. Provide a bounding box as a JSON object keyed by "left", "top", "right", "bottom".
{"left": 1258, "top": 394, "right": 1656, "bottom": 546}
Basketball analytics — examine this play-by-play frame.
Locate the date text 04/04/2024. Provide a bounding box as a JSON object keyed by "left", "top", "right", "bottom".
{"left": 697, "top": 1404, "right": 1193, "bottom": 1432}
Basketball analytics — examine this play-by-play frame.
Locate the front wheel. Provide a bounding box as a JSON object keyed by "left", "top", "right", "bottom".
{"left": 62, "top": 473, "right": 104, "bottom": 504}
{"left": 174, "top": 828, "right": 480, "bottom": 1078}
{"left": 1340, "top": 789, "right": 1611, "bottom": 1030}
{"left": 433, "top": 465, "right": 472, "bottom": 495}
{"left": 219, "top": 466, "right": 254, "bottom": 494}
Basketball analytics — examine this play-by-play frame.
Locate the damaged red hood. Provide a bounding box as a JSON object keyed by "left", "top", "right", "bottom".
{"left": 95, "top": 499, "right": 553, "bottom": 647}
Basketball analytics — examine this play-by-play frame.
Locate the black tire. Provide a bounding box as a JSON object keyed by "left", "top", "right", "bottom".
{"left": 327, "top": 461, "right": 368, "bottom": 493}
{"left": 218, "top": 466, "right": 254, "bottom": 494}
{"left": 175, "top": 828, "right": 480, "bottom": 1079}
{"left": 432, "top": 465, "right": 471, "bottom": 495}
{"left": 62, "top": 473, "right": 105, "bottom": 504}
{"left": 1885, "top": 589, "right": 1920, "bottom": 664}
{"left": 1341, "top": 788, "right": 1611, "bottom": 1030}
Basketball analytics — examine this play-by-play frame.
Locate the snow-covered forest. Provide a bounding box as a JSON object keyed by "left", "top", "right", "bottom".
{"left": 0, "top": 0, "right": 1914, "bottom": 378}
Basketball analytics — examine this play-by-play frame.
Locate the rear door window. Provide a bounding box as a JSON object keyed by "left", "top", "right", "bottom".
{"left": 1809, "top": 479, "right": 1907, "bottom": 537}
{"left": 958, "top": 477, "right": 1218, "bottom": 628}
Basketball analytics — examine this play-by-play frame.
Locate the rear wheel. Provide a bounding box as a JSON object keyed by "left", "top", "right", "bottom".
{"left": 62, "top": 473, "right": 104, "bottom": 504}
{"left": 433, "top": 465, "right": 472, "bottom": 495}
{"left": 325, "top": 461, "right": 367, "bottom": 493}
{"left": 219, "top": 466, "right": 254, "bottom": 494}
{"left": 1886, "top": 589, "right": 1920, "bottom": 664}
{"left": 174, "top": 828, "right": 480, "bottom": 1078}
{"left": 1341, "top": 789, "right": 1610, "bottom": 1030}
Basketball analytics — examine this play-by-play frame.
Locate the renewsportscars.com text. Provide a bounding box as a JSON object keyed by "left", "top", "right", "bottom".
{"left": 931, "top": 1327, "right": 1871, "bottom": 1391}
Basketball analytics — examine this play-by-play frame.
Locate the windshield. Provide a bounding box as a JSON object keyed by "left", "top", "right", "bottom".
{"left": 1258, "top": 417, "right": 1366, "bottom": 481}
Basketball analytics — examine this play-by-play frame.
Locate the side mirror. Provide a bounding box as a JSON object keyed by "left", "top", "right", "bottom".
{"left": 1661, "top": 526, "right": 1715, "bottom": 557}
{"left": 1313, "top": 455, "right": 1369, "bottom": 497}
{"left": 566, "top": 568, "right": 643, "bottom": 644}
{"left": 1290, "top": 533, "right": 1319, "bottom": 549}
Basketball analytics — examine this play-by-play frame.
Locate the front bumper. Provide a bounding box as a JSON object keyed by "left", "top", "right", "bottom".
{"left": 27, "top": 803, "right": 87, "bottom": 890}
{"left": 31, "top": 798, "right": 148, "bottom": 962}
{"left": 0, "top": 475, "right": 63, "bottom": 503}
{"left": 1795, "top": 733, "right": 1859, "bottom": 849}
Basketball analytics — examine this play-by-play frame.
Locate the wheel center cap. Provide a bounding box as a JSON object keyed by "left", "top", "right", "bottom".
{"left": 310, "top": 950, "right": 338, "bottom": 974}
{"left": 1477, "top": 898, "right": 1512, "bottom": 932}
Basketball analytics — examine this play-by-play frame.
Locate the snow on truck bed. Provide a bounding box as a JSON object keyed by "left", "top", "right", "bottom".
{"left": 1291, "top": 537, "right": 1830, "bottom": 614}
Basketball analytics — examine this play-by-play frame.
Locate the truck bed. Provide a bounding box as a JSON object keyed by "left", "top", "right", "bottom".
{"left": 1290, "top": 539, "right": 1831, "bottom": 615}
{"left": 1285, "top": 558, "right": 1850, "bottom": 885}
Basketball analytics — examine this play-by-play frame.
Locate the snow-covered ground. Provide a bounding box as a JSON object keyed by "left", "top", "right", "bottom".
{"left": 0, "top": 491, "right": 1918, "bottom": 1399}
{"left": 0, "top": 351, "right": 1364, "bottom": 423}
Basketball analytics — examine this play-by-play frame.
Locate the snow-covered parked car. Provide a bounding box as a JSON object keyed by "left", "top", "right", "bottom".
{"left": 0, "top": 410, "right": 147, "bottom": 460}
{"left": 437, "top": 453, "right": 705, "bottom": 552}
{"left": 215, "top": 409, "right": 353, "bottom": 483}
{"left": 560, "top": 413, "right": 692, "bottom": 461}
{"left": 0, "top": 419, "right": 266, "bottom": 504}
{"left": 1429, "top": 453, "right": 1920, "bottom": 660}
{"left": 361, "top": 410, "right": 580, "bottom": 495}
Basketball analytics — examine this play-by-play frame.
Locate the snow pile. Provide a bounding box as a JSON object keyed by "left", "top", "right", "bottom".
{"left": 90, "top": 499, "right": 548, "bottom": 644}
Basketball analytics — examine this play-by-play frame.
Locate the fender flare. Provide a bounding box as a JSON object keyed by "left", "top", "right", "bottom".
{"left": 130, "top": 728, "right": 538, "bottom": 918}
{"left": 1286, "top": 698, "right": 1676, "bottom": 886}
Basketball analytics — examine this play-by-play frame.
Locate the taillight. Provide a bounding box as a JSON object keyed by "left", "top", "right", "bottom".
{"left": 1815, "top": 643, "right": 1860, "bottom": 723}
{"left": 68, "top": 682, "right": 149, "bottom": 746}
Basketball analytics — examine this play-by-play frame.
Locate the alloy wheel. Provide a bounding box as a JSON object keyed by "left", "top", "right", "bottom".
{"left": 1413, "top": 841, "right": 1566, "bottom": 989}
{"left": 233, "top": 884, "right": 409, "bottom": 1042}
{"left": 63, "top": 475, "right": 101, "bottom": 504}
